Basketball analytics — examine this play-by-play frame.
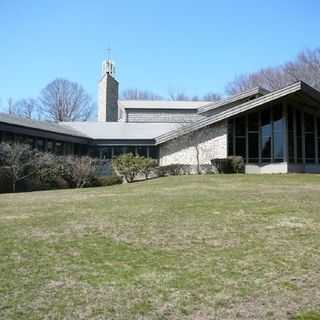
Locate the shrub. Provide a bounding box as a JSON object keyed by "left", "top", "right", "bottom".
{"left": 93, "top": 175, "right": 123, "bottom": 187}
{"left": 211, "top": 156, "right": 245, "bottom": 174}
{"left": 138, "top": 157, "right": 157, "bottom": 180}
{"left": 112, "top": 153, "right": 141, "bottom": 183}
{"left": 60, "top": 156, "right": 96, "bottom": 188}
{"left": 157, "top": 164, "right": 190, "bottom": 177}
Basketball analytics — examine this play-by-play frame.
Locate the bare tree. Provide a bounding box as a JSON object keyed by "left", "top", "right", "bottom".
{"left": 39, "top": 78, "right": 93, "bottom": 121}
{"left": 15, "top": 98, "right": 39, "bottom": 119}
{"left": 226, "top": 47, "right": 320, "bottom": 95}
{"left": 169, "top": 90, "right": 221, "bottom": 102}
{"left": 6, "top": 98, "right": 17, "bottom": 115}
{"left": 203, "top": 92, "right": 222, "bottom": 101}
{"left": 0, "top": 143, "right": 55, "bottom": 193}
{"left": 121, "top": 89, "right": 163, "bottom": 100}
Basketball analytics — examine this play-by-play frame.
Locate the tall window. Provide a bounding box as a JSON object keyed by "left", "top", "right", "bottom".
{"left": 261, "top": 108, "right": 272, "bottom": 162}
{"left": 235, "top": 116, "right": 246, "bottom": 159}
{"left": 304, "top": 112, "right": 315, "bottom": 163}
{"left": 288, "top": 107, "right": 295, "bottom": 162}
{"left": 272, "top": 104, "right": 284, "bottom": 162}
{"left": 248, "top": 112, "right": 259, "bottom": 162}
{"left": 296, "top": 110, "right": 303, "bottom": 163}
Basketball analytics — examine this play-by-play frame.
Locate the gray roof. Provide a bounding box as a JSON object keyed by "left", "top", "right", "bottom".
{"left": 155, "top": 81, "right": 318, "bottom": 145}
{"left": 118, "top": 100, "right": 212, "bottom": 110}
{"left": 61, "top": 121, "right": 181, "bottom": 140}
{"left": 197, "top": 86, "right": 269, "bottom": 114}
{"left": 0, "top": 113, "right": 89, "bottom": 138}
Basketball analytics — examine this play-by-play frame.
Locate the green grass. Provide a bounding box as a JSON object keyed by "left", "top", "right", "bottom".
{"left": 1, "top": 174, "right": 320, "bottom": 319}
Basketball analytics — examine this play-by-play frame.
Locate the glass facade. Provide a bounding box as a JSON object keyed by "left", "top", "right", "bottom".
{"left": 228, "top": 102, "right": 320, "bottom": 165}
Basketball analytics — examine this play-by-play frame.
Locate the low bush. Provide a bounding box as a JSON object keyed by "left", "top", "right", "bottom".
{"left": 112, "top": 153, "right": 141, "bottom": 183}
{"left": 93, "top": 175, "right": 123, "bottom": 187}
{"left": 158, "top": 164, "right": 191, "bottom": 177}
{"left": 112, "top": 153, "right": 157, "bottom": 183}
{"left": 211, "top": 156, "right": 245, "bottom": 174}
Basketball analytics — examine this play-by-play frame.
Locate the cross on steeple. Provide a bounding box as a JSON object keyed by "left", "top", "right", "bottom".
{"left": 107, "top": 47, "right": 112, "bottom": 60}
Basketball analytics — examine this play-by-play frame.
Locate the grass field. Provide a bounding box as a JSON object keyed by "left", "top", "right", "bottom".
{"left": 1, "top": 175, "right": 320, "bottom": 319}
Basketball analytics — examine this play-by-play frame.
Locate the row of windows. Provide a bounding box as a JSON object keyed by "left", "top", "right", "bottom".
{"left": 288, "top": 109, "right": 320, "bottom": 163}
{"left": 0, "top": 131, "right": 159, "bottom": 160}
{"left": 95, "top": 145, "right": 159, "bottom": 160}
{"left": 0, "top": 131, "right": 87, "bottom": 156}
{"left": 228, "top": 104, "right": 285, "bottom": 163}
{"left": 228, "top": 103, "right": 320, "bottom": 164}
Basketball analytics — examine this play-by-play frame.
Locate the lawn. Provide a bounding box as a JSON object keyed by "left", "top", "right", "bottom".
{"left": 0, "top": 175, "right": 320, "bottom": 319}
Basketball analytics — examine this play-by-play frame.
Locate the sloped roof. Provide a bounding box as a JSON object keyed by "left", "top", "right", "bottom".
{"left": 155, "top": 81, "right": 318, "bottom": 145}
{"left": 118, "top": 100, "right": 212, "bottom": 110}
{"left": 197, "top": 86, "right": 269, "bottom": 114}
{"left": 61, "top": 121, "right": 181, "bottom": 140}
{"left": 0, "top": 112, "right": 89, "bottom": 138}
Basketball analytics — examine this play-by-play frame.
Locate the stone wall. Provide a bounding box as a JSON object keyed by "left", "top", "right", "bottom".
{"left": 159, "top": 121, "right": 227, "bottom": 168}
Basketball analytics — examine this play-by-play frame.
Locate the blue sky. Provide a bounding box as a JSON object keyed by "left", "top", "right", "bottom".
{"left": 0, "top": 0, "right": 320, "bottom": 103}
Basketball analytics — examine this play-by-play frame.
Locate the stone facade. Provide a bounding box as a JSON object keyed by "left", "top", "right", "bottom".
{"left": 159, "top": 120, "right": 227, "bottom": 169}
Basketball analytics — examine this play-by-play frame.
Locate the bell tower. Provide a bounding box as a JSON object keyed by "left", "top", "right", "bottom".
{"left": 98, "top": 58, "right": 119, "bottom": 122}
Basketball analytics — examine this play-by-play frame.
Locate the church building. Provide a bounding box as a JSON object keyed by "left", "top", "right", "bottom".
{"left": 2, "top": 59, "right": 320, "bottom": 173}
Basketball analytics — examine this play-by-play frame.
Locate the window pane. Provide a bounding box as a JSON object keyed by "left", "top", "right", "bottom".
{"left": 123, "top": 146, "right": 136, "bottom": 155}
{"left": 273, "top": 131, "right": 283, "bottom": 162}
{"left": 305, "top": 134, "right": 315, "bottom": 163}
{"left": 137, "top": 146, "right": 148, "bottom": 157}
{"left": 235, "top": 116, "right": 246, "bottom": 136}
{"left": 248, "top": 132, "right": 259, "bottom": 162}
{"left": 47, "top": 141, "right": 54, "bottom": 153}
{"left": 113, "top": 146, "right": 123, "bottom": 156}
{"left": 261, "top": 136, "right": 271, "bottom": 161}
{"left": 288, "top": 132, "right": 294, "bottom": 162}
{"left": 101, "top": 147, "right": 112, "bottom": 159}
{"left": 248, "top": 112, "right": 259, "bottom": 132}
{"left": 235, "top": 137, "right": 246, "bottom": 158}
{"left": 149, "top": 146, "right": 159, "bottom": 159}
{"left": 296, "top": 110, "right": 302, "bottom": 135}
{"left": 55, "top": 142, "right": 64, "bottom": 155}
{"left": 261, "top": 108, "right": 272, "bottom": 137}
{"left": 273, "top": 104, "right": 283, "bottom": 132}
{"left": 36, "top": 138, "right": 45, "bottom": 152}
{"left": 288, "top": 107, "right": 294, "bottom": 131}
{"left": 228, "top": 120, "right": 234, "bottom": 156}
{"left": 304, "top": 112, "right": 314, "bottom": 133}
{"left": 297, "top": 136, "right": 303, "bottom": 163}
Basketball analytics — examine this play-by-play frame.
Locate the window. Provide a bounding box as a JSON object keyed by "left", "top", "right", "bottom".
{"left": 100, "top": 147, "right": 112, "bottom": 159}
{"left": 137, "top": 146, "right": 148, "bottom": 157}
{"left": 47, "top": 140, "right": 54, "bottom": 153}
{"left": 304, "top": 112, "right": 315, "bottom": 163}
{"left": 148, "top": 146, "right": 159, "bottom": 159}
{"left": 35, "top": 138, "right": 45, "bottom": 152}
{"left": 296, "top": 110, "right": 303, "bottom": 163}
{"left": 248, "top": 112, "right": 259, "bottom": 162}
{"left": 227, "top": 120, "right": 234, "bottom": 156}
{"left": 55, "top": 141, "right": 64, "bottom": 155}
{"left": 272, "top": 105, "right": 284, "bottom": 162}
{"left": 113, "top": 146, "right": 123, "bottom": 157}
{"left": 123, "top": 146, "right": 136, "bottom": 155}
{"left": 261, "top": 108, "right": 272, "bottom": 161}
{"left": 287, "top": 108, "right": 294, "bottom": 162}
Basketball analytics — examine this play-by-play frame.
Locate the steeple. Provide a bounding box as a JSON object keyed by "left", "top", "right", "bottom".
{"left": 98, "top": 55, "right": 119, "bottom": 122}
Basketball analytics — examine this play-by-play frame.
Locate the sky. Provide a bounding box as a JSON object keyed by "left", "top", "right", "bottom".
{"left": 1, "top": 0, "right": 320, "bottom": 104}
